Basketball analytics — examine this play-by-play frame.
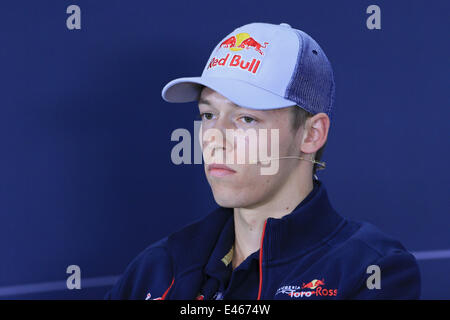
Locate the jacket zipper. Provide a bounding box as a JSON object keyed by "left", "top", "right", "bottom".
{"left": 257, "top": 219, "right": 268, "bottom": 300}
{"left": 163, "top": 219, "right": 268, "bottom": 300}
{"left": 161, "top": 277, "right": 175, "bottom": 300}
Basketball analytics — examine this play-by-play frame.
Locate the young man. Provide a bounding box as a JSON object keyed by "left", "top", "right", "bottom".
{"left": 105, "top": 22, "right": 420, "bottom": 300}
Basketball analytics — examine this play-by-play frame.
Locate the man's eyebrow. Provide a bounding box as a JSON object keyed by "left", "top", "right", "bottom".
{"left": 198, "top": 97, "right": 210, "bottom": 106}
{"left": 198, "top": 97, "right": 237, "bottom": 108}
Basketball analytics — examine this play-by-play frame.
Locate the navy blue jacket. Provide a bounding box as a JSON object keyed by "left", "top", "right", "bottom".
{"left": 105, "top": 179, "right": 421, "bottom": 300}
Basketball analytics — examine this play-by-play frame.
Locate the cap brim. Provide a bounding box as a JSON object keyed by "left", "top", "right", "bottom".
{"left": 161, "top": 76, "right": 297, "bottom": 110}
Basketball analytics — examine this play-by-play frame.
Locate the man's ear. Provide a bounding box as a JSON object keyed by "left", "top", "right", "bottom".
{"left": 300, "top": 113, "right": 330, "bottom": 154}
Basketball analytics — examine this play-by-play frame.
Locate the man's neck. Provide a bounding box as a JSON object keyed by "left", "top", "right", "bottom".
{"left": 231, "top": 174, "right": 314, "bottom": 270}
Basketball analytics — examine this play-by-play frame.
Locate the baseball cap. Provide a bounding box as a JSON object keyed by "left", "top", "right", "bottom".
{"left": 161, "top": 22, "right": 335, "bottom": 121}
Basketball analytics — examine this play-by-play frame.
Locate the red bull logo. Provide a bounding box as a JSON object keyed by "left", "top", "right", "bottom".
{"left": 301, "top": 278, "right": 325, "bottom": 290}
{"left": 206, "top": 33, "right": 268, "bottom": 75}
{"left": 207, "top": 53, "right": 261, "bottom": 74}
{"left": 275, "top": 278, "right": 338, "bottom": 298}
{"left": 219, "top": 33, "right": 269, "bottom": 55}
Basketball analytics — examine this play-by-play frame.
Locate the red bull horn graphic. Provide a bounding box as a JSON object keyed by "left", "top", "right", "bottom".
{"left": 301, "top": 278, "right": 325, "bottom": 290}
{"left": 207, "top": 33, "right": 269, "bottom": 75}
{"left": 219, "top": 36, "right": 236, "bottom": 49}
{"left": 275, "top": 278, "right": 338, "bottom": 298}
{"left": 220, "top": 33, "right": 269, "bottom": 55}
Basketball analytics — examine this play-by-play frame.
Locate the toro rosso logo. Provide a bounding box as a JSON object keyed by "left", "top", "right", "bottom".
{"left": 276, "top": 278, "right": 338, "bottom": 298}
{"left": 207, "top": 33, "right": 269, "bottom": 75}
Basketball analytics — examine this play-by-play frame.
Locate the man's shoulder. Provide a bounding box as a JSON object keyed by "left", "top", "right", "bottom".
{"left": 129, "top": 237, "right": 172, "bottom": 268}
{"left": 323, "top": 218, "right": 421, "bottom": 299}
{"left": 126, "top": 206, "right": 229, "bottom": 264}
{"left": 335, "top": 218, "right": 414, "bottom": 259}
{"left": 104, "top": 237, "right": 173, "bottom": 300}
{"left": 104, "top": 207, "right": 231, "bottom": 300}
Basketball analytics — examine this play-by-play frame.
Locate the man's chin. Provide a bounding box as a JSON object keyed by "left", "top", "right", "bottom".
{"left": 210, "top": 189, "right": 249, "bottom": 209}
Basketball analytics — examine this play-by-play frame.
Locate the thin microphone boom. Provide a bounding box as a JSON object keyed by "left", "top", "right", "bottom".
{"left": 256, "top": 156, "right": 326, "bottom": 171}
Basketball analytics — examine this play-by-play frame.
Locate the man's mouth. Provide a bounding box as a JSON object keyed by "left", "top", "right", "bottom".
{"left": 207, "top": 163, "right": 237, "bottom": 177}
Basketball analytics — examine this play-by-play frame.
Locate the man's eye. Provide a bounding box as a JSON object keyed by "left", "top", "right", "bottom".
{"left": 241, "top": 116, "right": 256, "bottom": 124}
{"left": 200, "top": 112, "right": 214, "bottom": 120}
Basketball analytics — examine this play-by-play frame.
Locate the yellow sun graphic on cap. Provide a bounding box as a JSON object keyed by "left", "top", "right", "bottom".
{"left": 229, "top": 33, "right": 250, "bottom": 51}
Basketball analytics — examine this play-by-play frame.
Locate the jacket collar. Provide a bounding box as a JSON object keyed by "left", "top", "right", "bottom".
{"left": 263, "top": 178, "right": 345, "bottom": 262}
{"left": 167, "top": 179, "right": 345, "bottom": 276}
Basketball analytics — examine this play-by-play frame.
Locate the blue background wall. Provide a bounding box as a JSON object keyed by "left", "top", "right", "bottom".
{"left": 0, "top": 0, "right": 448, "bottom": 299}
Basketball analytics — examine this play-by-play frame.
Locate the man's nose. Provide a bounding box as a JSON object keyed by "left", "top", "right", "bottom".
{"left": 201, "top": 116, "right": 237, "bottom": 163}
{"left": 214, "top": 113, "right": 236, "bottom": 133}
{"left": 204, "top": 115, "right": 235, "bottom": 149}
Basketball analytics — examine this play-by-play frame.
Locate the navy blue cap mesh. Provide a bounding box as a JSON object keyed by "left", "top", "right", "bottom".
{"left": 285, "top": 30, "right": 336, "bottom": 122}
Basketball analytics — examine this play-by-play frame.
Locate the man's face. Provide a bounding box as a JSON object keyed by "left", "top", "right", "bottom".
{"left": 198, "top": 87, "right": 305, "bottom": 209}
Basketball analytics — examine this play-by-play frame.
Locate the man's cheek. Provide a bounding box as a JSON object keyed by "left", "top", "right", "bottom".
{"left": 259, "top": 128, "right": 280, "bottom": 175}
{"left": 198, "top": 122, "right": 203, "bottom": 151}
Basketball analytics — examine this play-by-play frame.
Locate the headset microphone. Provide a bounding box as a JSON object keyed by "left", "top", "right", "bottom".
{"left": 252, "top": 155, "right": 326, "bottom": 170}
{"left": 251, "top": 155, "right": 325, "bottom": 181}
